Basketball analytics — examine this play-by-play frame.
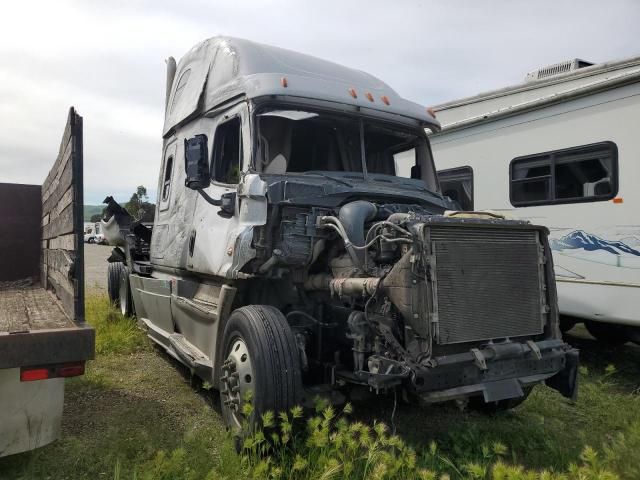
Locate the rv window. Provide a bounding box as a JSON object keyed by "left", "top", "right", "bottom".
{"left": 438, "top": 166, "right": 474, "bottom": 210}
{"left": 510, "top": 142, "right": 618, "bottom": 206}
{"left": 212, "top": 117, "right": 242, "bottom": 184}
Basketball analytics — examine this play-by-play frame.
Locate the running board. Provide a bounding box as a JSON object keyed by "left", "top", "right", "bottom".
{"left": 139, "top": 318, "right": 214, "bottom": 380}
{"left": 168, "top": 333, "right": 213, "bottom": 379}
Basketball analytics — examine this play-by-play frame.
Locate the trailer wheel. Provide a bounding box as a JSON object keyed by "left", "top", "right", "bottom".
{"left": 585, "top": 321, "right": 628, "bottom": 346}
{"left": 219, "top": 305, "right": 302, "bottom": 434}
{"left": 469, "top": 386, "right": 533, "bottom": 414}
{"left": 107, "top": 262, "right": 124, "bottom": 305}
{"left": 118, "top": 266, "right": 134, "bottom": 317}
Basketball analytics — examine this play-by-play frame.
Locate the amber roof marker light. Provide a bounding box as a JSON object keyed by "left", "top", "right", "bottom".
{"left": 381, "top": 95, "right": 390, "bottom": 105}
{"left": 613, "top": 197, "right": 623, "bottom": 204}
{"left": 365, "top": 92, "right": 374, "bottom": 102}
{"left": 348, "top": 88, "right": 358, "bottom": 99}
{"left": 280, "top": 77, "right": 288, "bottom": 88}
{"left": 427, "top": 107, "right": 437, "bottom": 118}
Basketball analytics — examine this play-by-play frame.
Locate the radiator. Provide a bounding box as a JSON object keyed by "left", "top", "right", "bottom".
{"left": 429, "top": 226, "right": 545, "bottom": 345}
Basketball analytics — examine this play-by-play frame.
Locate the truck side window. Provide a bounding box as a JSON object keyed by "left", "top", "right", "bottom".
{"left": 161, "top": 156, "right": 173, "bottom": 202}
{"left": 212, "top": 117, "right": 242, "bottom": 184}
{"left": 438, "top": 166, "right": 474, "bottom": 210}
{"left": 510, "top": 142, "right": 618, "bottom": 207}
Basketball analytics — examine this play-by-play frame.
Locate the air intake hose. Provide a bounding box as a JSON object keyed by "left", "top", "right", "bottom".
{"left": 338, "top": 200, "right": 377, "bottom": 270}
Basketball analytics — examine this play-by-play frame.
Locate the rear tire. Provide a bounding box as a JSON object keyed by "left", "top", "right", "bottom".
{"left": 219, "top": 305, "right": 302, "bottom": 433}
{"left": 107, "top": 262, "right": 124, "bottom": 305}
{"left": 118, "top": 266, "right": 133, "bottom": 317}
{"left": 585, "top": 321, "right": 628, "bottom": 346}
{"left": 469, "top": 386, "right": 533, "bottom": 414}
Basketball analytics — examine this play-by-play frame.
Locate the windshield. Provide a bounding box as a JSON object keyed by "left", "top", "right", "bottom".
{"left": 255, "top": 108, "right": 438, "bottom": 190}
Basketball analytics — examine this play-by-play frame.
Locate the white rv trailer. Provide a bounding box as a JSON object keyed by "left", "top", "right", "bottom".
{"left": 428, "top": 56, "right": 640, "bottom": 343}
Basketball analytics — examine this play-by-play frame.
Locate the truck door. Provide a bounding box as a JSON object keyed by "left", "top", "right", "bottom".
{"left": 188, "top": 102, "right": 263, "bottom": 277}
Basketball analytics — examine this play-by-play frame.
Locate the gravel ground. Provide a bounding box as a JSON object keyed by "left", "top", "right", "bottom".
{"left": 84, "top": 243, "right": 111, "bottom": 292}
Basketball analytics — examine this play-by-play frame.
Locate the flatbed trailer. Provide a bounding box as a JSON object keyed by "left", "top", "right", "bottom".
{"left": 0, "top": 108, "right": 94, "bottom": 458}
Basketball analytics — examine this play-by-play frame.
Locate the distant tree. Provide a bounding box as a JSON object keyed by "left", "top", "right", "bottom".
{"left": 89, "top": 213, "right": 103, "bottom": 223}
{"left": 125, "top": 185, "right": 155, "bottom": 222}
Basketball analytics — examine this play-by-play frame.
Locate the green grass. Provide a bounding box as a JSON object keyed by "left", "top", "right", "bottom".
{"left": 1, "top": 297, "right": 639, "bottom": 479}
{"left": 85, "top": 294, "right": 148, "bottom": 355}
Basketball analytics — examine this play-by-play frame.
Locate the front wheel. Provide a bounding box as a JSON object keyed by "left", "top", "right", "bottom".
{"left": 219, "top": 305, "right": 302, "bottom": 432}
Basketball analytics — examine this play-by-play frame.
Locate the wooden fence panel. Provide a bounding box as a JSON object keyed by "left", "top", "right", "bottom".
{"left": 41, "top": 107, "right": 84, "bottom": 322}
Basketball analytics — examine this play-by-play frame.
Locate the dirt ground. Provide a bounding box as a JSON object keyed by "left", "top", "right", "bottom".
{"left": 84, "top": 243, "right": 111, "bottom": 291}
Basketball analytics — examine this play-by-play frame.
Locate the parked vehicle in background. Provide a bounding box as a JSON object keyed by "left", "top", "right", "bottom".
{"left": 84, "top": 222, "right": 107, "bottom": 244}
{"left": 428, "top": 56, "right": 640, "bottom": 344}
{"left": 102, "top": 37, "right": 578, "bottom": 433}
{"left": 0, "top": 108, "right": 94, "bottom": 457}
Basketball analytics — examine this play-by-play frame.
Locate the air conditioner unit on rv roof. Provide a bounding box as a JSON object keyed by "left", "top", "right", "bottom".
{"left": 525, "top": 58, "right": 594, "bottom": 82}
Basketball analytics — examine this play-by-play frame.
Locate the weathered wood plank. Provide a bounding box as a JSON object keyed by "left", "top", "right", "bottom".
{"left": 42, "top": 203, "right": 74, "bottom": 239}
{"left": 48, "top": 233, "right": 75, "bottom": 251}
{"left": 44, "top": 249, "right": 75, "bottom": 280}
{"left": 47, "top": 267, "right": 75, "bottom": 319}
{"left": 41, "top": 135, "right": 72, "bottom": 204}
{"left": 42, "top": 117, "right": 73, "bottom": 195}
{"left": 42, "top": 155, "right": 72, "bottom": 216}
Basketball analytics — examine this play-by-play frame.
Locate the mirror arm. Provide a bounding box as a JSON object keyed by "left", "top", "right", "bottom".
{"left": 196, "top": 189, "right": 222, "bottom": 206}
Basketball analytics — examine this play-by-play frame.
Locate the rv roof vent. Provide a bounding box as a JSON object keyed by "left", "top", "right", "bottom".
{"left": 525, "top": 58, "right": 594, "bottom": 82}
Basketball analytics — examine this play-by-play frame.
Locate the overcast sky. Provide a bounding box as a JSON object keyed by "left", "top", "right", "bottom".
{"left": 1, "top": 0, "right": 638, "bottom": 204}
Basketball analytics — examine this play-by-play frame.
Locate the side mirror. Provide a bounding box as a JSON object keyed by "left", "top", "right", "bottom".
{"left": 184, "top": 134, "right": 210, "bottom": 190}
{"left": 410, "top": 164, "right": 421, "bottom": 179}
{"left": 218, "top": 192, "right": 236, "bottom": 218}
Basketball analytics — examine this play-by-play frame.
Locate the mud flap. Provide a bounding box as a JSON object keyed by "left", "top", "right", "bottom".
{"left": 483, "top": 378, "right": 524, "bottom": 403}
{"left": 546, "top": 349, "right": 579, "bottom": 401}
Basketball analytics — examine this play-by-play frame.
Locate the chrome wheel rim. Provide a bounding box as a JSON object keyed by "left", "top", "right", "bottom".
{"left": 220, "top": 338, "right": 255, "bottom": 429}
{"left": 119, "top": 277, "right": 128, "bottom": 316}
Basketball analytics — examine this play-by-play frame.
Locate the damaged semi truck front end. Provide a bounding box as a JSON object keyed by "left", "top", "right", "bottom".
{"left": 252, "top": 183, "right": 578, "bottom": 407}
{"left": 104, "top": 37, "right": 577, "bottom": 430}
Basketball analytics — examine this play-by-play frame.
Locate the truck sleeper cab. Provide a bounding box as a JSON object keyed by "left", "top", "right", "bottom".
{"left": 103, "top": 37, "right": 578, "bottom": 431}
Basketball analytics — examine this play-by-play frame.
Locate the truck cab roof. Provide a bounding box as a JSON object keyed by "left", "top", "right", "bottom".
{"left": 164, "top": 36, "right": 439, "bottom": 136}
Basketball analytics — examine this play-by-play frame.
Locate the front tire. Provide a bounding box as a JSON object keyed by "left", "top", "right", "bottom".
{"left": 219, "top": 305, "right": 302, "bottom": 432}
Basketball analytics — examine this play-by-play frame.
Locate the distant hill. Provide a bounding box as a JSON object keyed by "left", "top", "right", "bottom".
{"left": 83, "top": 204, "right": 104, "bottom": 222}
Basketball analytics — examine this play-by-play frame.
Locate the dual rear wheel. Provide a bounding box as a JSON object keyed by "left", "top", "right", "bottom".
{"left": 107, "top": 261, "right": 133, "bottom": 316}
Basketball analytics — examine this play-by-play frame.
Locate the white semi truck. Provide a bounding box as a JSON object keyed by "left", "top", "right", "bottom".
{"left": 102, "top": 37, "right": 578, "bottom": 433}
